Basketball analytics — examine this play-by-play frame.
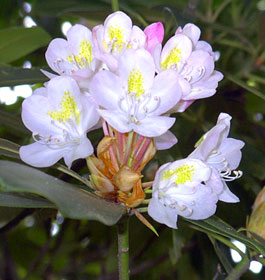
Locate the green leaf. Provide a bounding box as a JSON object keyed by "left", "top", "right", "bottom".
{"left": 208, "top": 235, "right": 233, "bottom": 274}
{"left": 226, "top": 74, "right": 265, "bottom": 101}
{"left": 0, "top": 192, "right": 54, "bottom": 208}
{"left": 0, "top": 207, "right": 23, "bottom": 228}
{"left": 0, "top": 160, "right": 125, "bottom": 225}
{"left": 0, "top": 66, "right": 48, "bottom": 87}
{"left": 182, "top": 217, "right": 265, "bottom": 256}
{"left": 0, "top": 27, "right": 51, "bottom": 64}
{"left": 0, "top": 138, "right": 20, "bottom": 158}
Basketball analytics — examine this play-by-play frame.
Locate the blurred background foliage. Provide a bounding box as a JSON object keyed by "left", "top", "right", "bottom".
{"left": 0, "top": 0, "right": 265, "bottom": 279}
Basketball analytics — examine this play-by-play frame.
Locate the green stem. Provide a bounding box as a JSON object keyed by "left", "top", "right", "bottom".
{"left": 225, "top": 254, "right": 250, "bottom": 280}
{"left": 112, "top": 0, "right": 119, "bottom": 12}
{"left": 117, "top": 217, "right": 130, "bottom": 280}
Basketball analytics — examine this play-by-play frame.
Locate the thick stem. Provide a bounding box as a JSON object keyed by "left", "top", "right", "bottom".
{"left": 112, "top": 0, "right": 119, "bottom": 12}
{"left": 117, "top": 217, "right": 130, "bottom": 280}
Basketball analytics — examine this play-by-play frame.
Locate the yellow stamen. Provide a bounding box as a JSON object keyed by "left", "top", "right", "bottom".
{"left": 128, "top": 68, "right": 145, "bottom": 98}
{"left": 161, "top": 47, "right": 182, "bottom": 70}
{"left": 108, "top": 25, "right": 125, "bottom": 52}
{"left": 162, "top": 164, "right": 195, "bottom": 185}
{"left": 47, "top": 91, "right": 80, "bottom": 124}
{"left": 74, "top": 40, "right": 92, "bottom": 67}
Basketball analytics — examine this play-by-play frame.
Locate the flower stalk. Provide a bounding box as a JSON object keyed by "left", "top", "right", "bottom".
{"left": 117, "top": 217, "right": 130, "bottom": 280}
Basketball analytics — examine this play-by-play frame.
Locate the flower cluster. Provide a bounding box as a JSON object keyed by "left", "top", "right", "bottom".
{"left": 19, "top": 11, "right": 244, "bottom": 229}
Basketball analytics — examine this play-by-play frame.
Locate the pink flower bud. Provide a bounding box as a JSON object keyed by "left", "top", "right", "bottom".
{"left": 144, "top": 22, "right": 164, "bottom": 53}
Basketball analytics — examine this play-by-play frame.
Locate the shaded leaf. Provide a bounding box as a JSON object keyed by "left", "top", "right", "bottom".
{"left": 208, "top": 235, "right": 233, "bottom": 274}
{"left": 0, "top": 207, "right": 23, "bottom": 228}
{"left": 0, "top": 66, "right": 48, "bottom": 87}
{"left": 0, "top": 27, "right": 51, "bottom": 64}
{"left": 0, "top": 138, "right": 20, "bottom": 158}
{"left": 0, "top": 192, "right": 54, "bottom": 208}
{"left": 0, "top": 160, "right": 125, "bottom": 225}
{"left": 182, "top": 216, "right": 265, "bottom": 256}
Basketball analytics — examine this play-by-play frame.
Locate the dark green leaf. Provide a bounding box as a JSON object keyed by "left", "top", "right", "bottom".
{"left": 0, "top": 160, "right": 125, "bottom": 225}
{"left": 0, "top": 27, "right": 51, "bottom": 63}
{"left": 0, "top": 138, "right": 20, "bottom": 158}
{"left": 0, "top": 192, "right": 54, "bottom": 208}
{"left": 182, "top": 217, "right": 265, "bottom": 256}
{"left": 208, "top": 235, "right": 233, "bottom": 274}
{"left": 0, "top": 207, "right": 23, "bottom": 227}
{"left": 0, "top": 66, "right": 48, "bottom": 87}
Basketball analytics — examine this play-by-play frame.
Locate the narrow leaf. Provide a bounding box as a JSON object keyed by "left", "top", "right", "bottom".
{"left": 133, "top": 209, "right": 159, "bottom": 236}
{"left": 0, "top": 138, "right": 20, "bottom": 158}
{"left": 227, "top": 74, "right": 265, "bottom": 101}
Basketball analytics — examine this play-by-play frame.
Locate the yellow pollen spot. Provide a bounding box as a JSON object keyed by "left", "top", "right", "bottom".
{"left": 74, "top": 40, "right": 92, "bottom": 67}
{"left": 161, "top": 47, "right": 182, "bottom": 70}
{"left": 47, "top": 91, "right": 80, "bottom": 124}
{"left": 108, "top": 25, "right": 125, "bottom": 52}
{"left": 162, "top": 164, "right": 195, "bottom": 185}
{"left": 66, "top": 54, "right": 73, "bottom": 63}
{"left": 128, "top": 69, "right": 145, "bottom": 98}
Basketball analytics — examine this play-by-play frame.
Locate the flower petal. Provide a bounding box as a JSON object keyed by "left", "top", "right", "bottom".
{"left": 89, "top": 70, "right": 123, "bottom": 110}
{"left": 63, "top": 135, "right": 94, "bottom": 168}
{"left": 98, "top": 109, "right": 131, "bottom": 133}
{"left": 148, "top": 69, "right": 181, "bottom": 116}
{"left": 21, "top": 94, "right": 60, "bottom": 136}
{"left": 218, "top": 182, "right": 240, "bottom": 203}
{"left": 160, "top": 34, "right": 192, "bottom": 70}
{"left": 178, "top": 23, "right": 201, "bottom": 46}
{"left": 133, "top": 116, "right": 176, "bottom": 137}
{"left": 148, "top": 197, "right": 178, "bottom": 229}
{"left": 118, "top": 49, "right": 155, "bottom": 93}
{"left": 154, "top": 130, "right": 178, "bottom": 150}
{"left": 45, "top": 38, "right": 73, "bottom": 74}
{"left": 19, "top": 142, "right": 67, "bottom": 168}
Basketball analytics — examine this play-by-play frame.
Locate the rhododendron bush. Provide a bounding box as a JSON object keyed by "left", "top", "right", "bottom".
{"left": 0, "top": 1, "right": 264, "bottom": 279}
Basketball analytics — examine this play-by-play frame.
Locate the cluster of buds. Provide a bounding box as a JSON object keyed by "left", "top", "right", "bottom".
{"left": 87, "top": 122, "right": 156, "bottom": 208}
{"left": 19, "top": 11, "right": 244, "bottom": 229}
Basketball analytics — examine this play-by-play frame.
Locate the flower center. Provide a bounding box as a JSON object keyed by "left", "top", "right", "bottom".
{"left": 108, "top": 25, "right": 125, "bottom": 52}
{"left": 128, "top": 68, "right": 145, "bottom": 98}
{"left": 66, "top": 40, "right": 92, "bottom": 69}
{"left": 162, "top": 164, "right": 195, "bottom": 185}
{"left": 47, "top": 91, "right": 80, "bottom": 124}
{"left": 161, "top": 47, "right": 182, "bottom": 70}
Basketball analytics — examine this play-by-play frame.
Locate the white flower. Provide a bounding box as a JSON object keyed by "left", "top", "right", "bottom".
{"left": 89, "top": 48, "right": 182, "bottom": 137}
{"left": 93, "top": 11, "right": 147, "bottom": 71}
{"left": 19, "top": 77, "right": 99, "bottom": 168}
{"left": 152, "top": 23, "right": 223, "bottom": 112}
{"left": 148, "top": 158, "right": 219, "bottom": 228}
{"left": 45, "top": 24, "right": 100, "bottom": 89}
{"left": 189, "top": 113, "right": 245, "bottom": 202}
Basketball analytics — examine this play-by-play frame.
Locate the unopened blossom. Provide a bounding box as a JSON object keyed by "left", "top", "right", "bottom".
{"left": 189, "top": 113, "right": 244, "bottom": 202}
{"left": 153, "top": 23, "right": 223, "bottom": 112}
{"left": 144, "top": 22, "right": 164, "bottom": 53}
{"left": 45, "top": 24, "right": 100, "bottom": 89}
{"left": 93, "top": 11, "right": 147, "bottom": 71}
{"left": 148, "top": 158, "right": 219, "bottom": 229}
{"left": 19, "top": 77, "right": 99, "bottom": 168}
{"left": 89, "top": 48, "right": 181, "bottom": 138}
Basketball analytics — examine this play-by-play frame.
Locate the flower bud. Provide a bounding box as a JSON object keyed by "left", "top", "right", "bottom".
{"left": 247, "top": 186, "right": 265, "bottom": 239}
{"left": 113, "top": 165, "right": 142, "bottom": 192}
{"left": 90, "top": 174, "right": 115, "bottom": 193}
